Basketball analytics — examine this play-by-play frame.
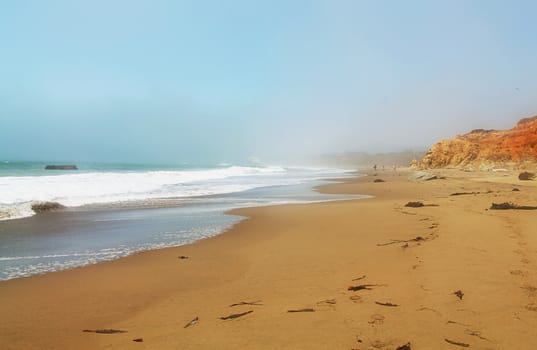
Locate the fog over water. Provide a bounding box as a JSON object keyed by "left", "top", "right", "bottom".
{"left": 1, "top": 1, "right": 536, "bottom": 164}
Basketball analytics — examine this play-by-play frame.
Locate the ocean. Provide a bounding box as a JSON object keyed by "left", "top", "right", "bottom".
{"left": 0, "top": 161, "right": 363, "bottom": 280}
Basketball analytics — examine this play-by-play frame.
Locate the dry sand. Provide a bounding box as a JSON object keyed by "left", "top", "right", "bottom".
{"left": 1, "top": 169, "right": 537, "bottom": 349}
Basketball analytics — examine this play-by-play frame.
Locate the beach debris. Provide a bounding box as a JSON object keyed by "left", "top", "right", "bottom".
{"left": 377, "top": 236, "right": 426, "bottom": 247}
{"left": 444, "top": 338, "right": 470, "bottom": 347}
{"left": 317, "top": 299, "right": 337, "bottom": 306}
{"left": 178, "top": 255, "right": 189, "bottom": 259}
{"left": 518, "top": 171, "right": 535, "bottom": 180}
{"left": 450, "top": 192, "right": 480, "bottom": 196}
{"left": 373, "top": 178, "right": 386, "bottom": 183}
{"left": 31, "top": 201, "right": 65, "bottom": 214}
{"left": 490, "top": 202, "right": 537, "bottom": 210}
{"left": 352, "top": 275, "right": 366, "bottom": 281}
{"left": 220, "top": 310, "right": 253, "bottom": 320}
{"left": 396, "top": 342, "right": 412, "bottom": 350}
{"left": 184, "top": 317, "right": 199, "bottom": 328}
{"left": 447, "top": 320, "right": 471, "bottom": 327}
{"left": 348, "top": 284, "right": 380, "bottom": 291}
{"left": 464, "top": 329, "right": 491, "bottom": 341}
{"left": 454, "top": 290, "right": 464, "bottom": 300}
{"left": 368, "top": 314, "right": 385, "bottom": 325}
{"left": 82, "top": 329, "right": 127, "bottom": 334}
{"left": 229, "top": 300, "right": 263, "bottom": 307}
{"left": 405, "top": 201, "right": 424, "bottom": 207}
{"left": 512, "top": 188, "right": 520, "bottom": 191}
{"left": 132, "top": 338, "right": 144, "bottom": 342}
{"left": 402, "top": 243, "right": 409, "bottom": 249}
{"left": 375, "top": 301, "right": 398, "bottom": 307}
{"left": 349, "top": 295, "right": 362, "bottom": 303}
{"left": 287, "top": 308, "right": 315, "bottom": 313}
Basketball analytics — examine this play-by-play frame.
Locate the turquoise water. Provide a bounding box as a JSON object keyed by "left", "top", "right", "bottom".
{"left": 0, "top": 160, "right": 219, "bottom": 176}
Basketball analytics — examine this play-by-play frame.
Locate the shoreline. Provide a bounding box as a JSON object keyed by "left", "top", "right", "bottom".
{"left": 0, "top": 176, "right": 362, "bottom": 281}
{"left": 1, "top": 169, "right": 537, "bottom": 349}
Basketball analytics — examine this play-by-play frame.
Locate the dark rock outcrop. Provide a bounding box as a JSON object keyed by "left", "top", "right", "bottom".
{"left": 31, "top": 202, "right": 65, "bottom": 214}
{"left": 45, "top": 165, "right": 78, "bottom": 170}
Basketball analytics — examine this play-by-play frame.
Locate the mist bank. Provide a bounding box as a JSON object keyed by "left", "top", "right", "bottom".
{"left": 310, "top": 150, "right": 426, "bottom": 168}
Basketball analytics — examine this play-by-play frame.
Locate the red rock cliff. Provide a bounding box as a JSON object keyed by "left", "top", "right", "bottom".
{"left": 421, "top": 116, "right": 537, "bottom": 168}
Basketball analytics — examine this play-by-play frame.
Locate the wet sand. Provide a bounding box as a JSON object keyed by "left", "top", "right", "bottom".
{"left": 1, "top": 169, "right": 537, "bottom": 349}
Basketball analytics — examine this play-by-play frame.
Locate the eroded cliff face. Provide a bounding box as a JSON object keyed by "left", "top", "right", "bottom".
{"left": 421, "top": 116, "right": 537, "bottom": 169}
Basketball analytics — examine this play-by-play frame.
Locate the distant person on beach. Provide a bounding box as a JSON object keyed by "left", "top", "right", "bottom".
{"left": 373, "top": 164, "right": 377, "bottom": 171}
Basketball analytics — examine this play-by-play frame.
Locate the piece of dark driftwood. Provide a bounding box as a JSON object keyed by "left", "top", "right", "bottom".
{"left": 219, "top": 310, "right": 253, "bottom": 320}
{"left": 132, "top": 338, "right": 144, "bottom": 342}
{"left": 373, "top": 179, "right": 385, "bottom": 183}
{"left": 444, "top": 338, "right": 470, "bottom": 347}
{"left": 287, "top": 308, "right": 315, "bottom": 313}
{"left": 464, "top": 329, "right": 490, "bottom": 341}
{"left": 82, "top": 329, "right": 127, "bottom": 334}
{"left": 352, "top": 275, "right": 366, "bottom": 281}
{"left": 377, "top": 236, "right": 426, "bottom": 247}
{"left": 347, "top": 284, "right": 379, "bottom": 291}
{"left": 229, "top": 300, "right": 263, "bottom": 307}
{"left": 450, "top": 192, "right": 480, "bottom": 196}
{"left": 454, "top": 290, "right": 464, "bottom": 300}
{"left": 405, "top": 201, "right": 424, "bottom": 207}
{"left": 178, "top": 255, "right": 189, "bottom": 259}
{"left": 375, "top": 301, "right": 399, "bottom": 307}
{"left": 396, "top": 342, "right": 412, "bottom": 350}
{"left": 490, "top": 202, "right": 537, "bottom": 210}
{"left": 184, "top": 317, "right": 199, "bottom": 328}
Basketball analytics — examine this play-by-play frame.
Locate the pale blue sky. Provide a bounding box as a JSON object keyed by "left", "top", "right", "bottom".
{"left": 1, "top": 0, "right": 536, "bottom": 164}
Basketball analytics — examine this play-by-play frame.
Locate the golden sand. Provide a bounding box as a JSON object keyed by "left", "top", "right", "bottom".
{"left": 1, "top": 169, "right": 537, "bottom": 349}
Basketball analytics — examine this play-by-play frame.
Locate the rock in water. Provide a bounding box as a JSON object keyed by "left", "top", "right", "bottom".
{"left": 31, "top": 202, "right": 65, "bottom": 214}
{"left": 45, "top": 165, "right": 78, "bottom": 170}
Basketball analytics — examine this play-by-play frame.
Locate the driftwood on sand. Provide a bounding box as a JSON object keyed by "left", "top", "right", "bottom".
{"left": 184, "top": 317, "right": 199, "bottom": 328}
{"left": 287, "top": 308, "right": 315, "bottom": 313}
{"left": 377, "top": 236, "right": 426, "bottom": 246}
{"left": 219, "top": 310, "right": 253, "bottom": 320}
{"left": 375, "top": 301, "right": 399, "bottom": 307}
{"left": 490, "top": 202, "right": 537, "bottom": 210}
{"left": 229, "top": 300, "right": 263, "bottom": 307}
{"left": 444, "top": 338, "right": 470, "bottom": 347}
{"left": 347, "top": 284, "right": 381, "bottom": 291}
{"left": 82, "top": 329, "right": 127, "bottom": 334}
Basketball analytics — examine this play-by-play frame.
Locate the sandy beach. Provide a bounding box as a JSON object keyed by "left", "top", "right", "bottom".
{"left": 1, "top": 169, "right": 537, "bottom": 349}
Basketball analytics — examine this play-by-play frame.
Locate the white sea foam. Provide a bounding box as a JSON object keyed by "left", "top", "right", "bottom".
{"left": 0, "top": 166, "right": 298, "bottom": 220}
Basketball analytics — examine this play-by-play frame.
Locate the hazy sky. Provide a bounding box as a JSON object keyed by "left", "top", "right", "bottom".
{"left": 1, "top": 0, "right": 537, "bottom": 164}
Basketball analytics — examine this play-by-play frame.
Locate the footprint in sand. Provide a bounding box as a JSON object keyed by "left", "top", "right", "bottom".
{"left": 525, "top": 303, "right": 537, "bottom": 312}
{"left": 368, "top": 314, "right": 385, "bottom": 325}
{"left": 510, "top": 269, "right": 527, "bottom": 277}
{"left": 520, "top": 285, "right": 537, "bottom": 296}
{"left": 349, "top": 295, "right": 363, "bottom": 303}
